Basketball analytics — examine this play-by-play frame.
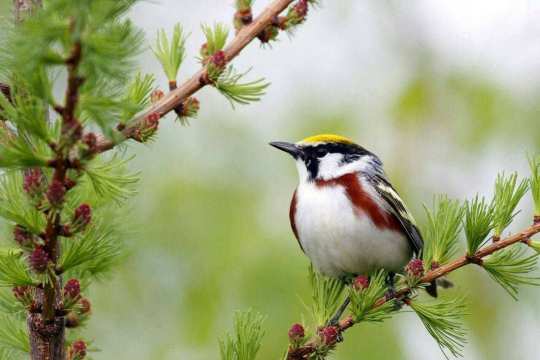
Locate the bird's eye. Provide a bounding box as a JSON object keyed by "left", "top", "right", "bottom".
{"left": 315, "top": 148, "right": 328, "bottom": 158}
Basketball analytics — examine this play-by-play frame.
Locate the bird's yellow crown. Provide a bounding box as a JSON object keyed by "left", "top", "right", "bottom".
{"left": 298, "top": 134, "right": 354, "bottom": 145}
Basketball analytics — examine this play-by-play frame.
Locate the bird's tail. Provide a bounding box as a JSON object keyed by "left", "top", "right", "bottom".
{"left": 425, "top": 277, "right": 454, "bottom": 298}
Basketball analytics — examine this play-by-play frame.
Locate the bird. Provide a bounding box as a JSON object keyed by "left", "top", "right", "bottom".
{"left": 270, "top": 134, "right": 438, "bottom": 299}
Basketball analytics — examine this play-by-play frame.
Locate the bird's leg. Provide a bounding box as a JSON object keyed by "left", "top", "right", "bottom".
{"left": 385, "top": 272, "right": 404, "bottom": 310}
{"left": 384, "top": 272, "right": 396, "bottom": 299}
{"left": 327, "top": 296, "right": 350, "bottom": 327}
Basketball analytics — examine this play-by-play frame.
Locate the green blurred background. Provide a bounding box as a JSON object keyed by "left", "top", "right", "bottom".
{"left": 2, "top": 0, "right": 540, "bottom": 359}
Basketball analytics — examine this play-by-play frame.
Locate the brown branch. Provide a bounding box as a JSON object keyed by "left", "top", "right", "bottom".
{"left": 95, "top": 0, "right": 296, "bottom": 153}
{"left": 287, "top": 221, "right": 540, "bottom": 359}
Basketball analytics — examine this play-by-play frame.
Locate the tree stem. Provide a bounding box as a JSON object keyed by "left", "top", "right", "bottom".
{"left": 287, "top": 221, "right": 540, "bottom": 359}
{"left": 95, "top": 0, "right": 296, "bottom": 152}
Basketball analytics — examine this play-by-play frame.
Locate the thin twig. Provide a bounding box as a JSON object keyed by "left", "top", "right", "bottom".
{"left": 287, "top": 221, "right": 540, "bottom": 359}
{"left": 95, "top": 0, "right": 296, "bottom": 152}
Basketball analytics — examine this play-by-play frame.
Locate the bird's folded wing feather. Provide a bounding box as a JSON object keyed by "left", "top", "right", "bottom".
{"left": 367, "top": 174, "right": 424, "bottom": 255}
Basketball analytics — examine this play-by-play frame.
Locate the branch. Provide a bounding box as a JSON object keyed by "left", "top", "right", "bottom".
{"left": 287, "top": 220, "right": 540, "bottom": 359}
{"left": 95, "top": 0, "right": 296, "bottom": 152}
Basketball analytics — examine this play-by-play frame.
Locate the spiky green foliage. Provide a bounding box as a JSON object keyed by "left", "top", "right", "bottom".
{"left": 492, "top": 172, "right": 529, "bottom": 237}
{"left": 0, "top": 126, "right": 50, "bottom": 169}
{"left": 121, "top": 73, "right": 155, "bottom": 123}
{"left": 422, "top": 196, "right": 464, "bottom": 267}
{"left": 153, "top": 24, "right": 187, "bottom": 81}
{"left": 307, "top": 266, "right": 345, "bottom": 325}
{"left": 236, "top": 0, "right": 254, "bottom": 11}
{"left": 1, "top": 0, "right": 145, "bottom": 137}
{"left": 463, "top": 195, "right": 494, "bottom": 255}
{"left": 0, "top": 250, "right": 35, "bottom": 287}
{"left": 0, "top": 289, "right": 25, "bottom": 316}
{"left": 529, "top": 240, "right": 540, "bottom": 253}
{"left": 409, "top": 297, "right": 468, "bottom": 358}
{"left": 202, "top": 23, "right": 229, "bottom": 55}
{"left": 0, "top": 91, "right": 52, "bottom": 143}
{"left": 349, "top": 271, "right": 395, "bottom": 323}
{"left": 219, "top": 310, "right": 265, "bottom": 360}
{"left": 59, "top": 219, "right": 124, "bottom": 279}
{"left": 528, "top": 154, "right": 540, "bottom": 216}
{"left": 214, "top": 67, "right": 269, "bottom": 107}
{"left": 0, "top": 314, "right": 29, "bottom": 358}
{"left": 483, "top": 247, "right": 540, "bottom": 300}
{"left": 84, "top": 156, "right": 139, "bottom": 205}
{"left": 0, "top": 173, "right": 46, "bottom": 233}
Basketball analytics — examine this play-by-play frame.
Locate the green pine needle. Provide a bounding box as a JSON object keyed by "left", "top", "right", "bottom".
{"left": 0, "top": 288, "right": 25, "bottom": 317}
{"left": 235, "top": 0, "right": 254, "bottom": 11}
{"left": 422, "top": 196, "right": 464, "bottom": 267}
{"left": 0, "top": 91, "right": 52, "bottom": 143}
{"left": 202, "top": 23, "right": 229, "bottom": 55}
{"left": 492, "top": 172, "right": 529, "bottom": 237}
{"left": 59, "top": 220, "right": 124, "bottom": 278}
{"left": 483, "top": 247, "right": 540, "bottom": 300}
{"left": 0, "top": 314, "right": 29, "bottom": 356}
{"left": 528, "top": 154, "right": 540, "bottom": 216}
{"left": 0, "top": 126, "right": 49, "bottom": 169}
{"left": 219, "top": 310, "right": 265, "bottom": 360}
{"left": 308, "top": 265, "right": 345, "bottom": 325}
{"left": 0, "top": 250, "right": 35, "bottom": 287}
{"left": 349, "top": 270, "right": 395, "bottom": 323}
{"left": 529, "top": 240, "right": 540, "bottom": 253}
{"left": 464, "top": 195, "right": 494, "bottom": 255}
{"left": 214, "top": 67, "right": 269, "bottom": 107}
{"left": 121, "top": 73, "right": 155, "bottom": 123}
{"left": 409, "top": 297, "right": 468, "bottom": 358}
{"left": 84, "top": 155, "right": 139, "bottom": 205}
{"left": 0, "top": 172, "right": 46, "bottom": 233}
{"left": 153, "top": 24, "right": 187, "bottom": 81}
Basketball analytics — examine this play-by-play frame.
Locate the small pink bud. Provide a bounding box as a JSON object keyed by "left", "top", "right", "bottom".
{"left": 70, "top": 340, "right": 87, "bottom": 359}
{"left": 288, "top": 323, "right": 305, "bottom": 342}
{"left": 209, "top": 50, "right": 227, "bottom": 69}
{"left": 66, "top": 312, "right": 80, "bottom": 328}
{"left": 73, "top": 204, "right": 92, "bottom": 231}
{"left": 12, "top": 286, "right": 31, "bottom": 302}
{"left": 29, "top": 247, "right": 49, "bottom": 273}
{"left": 180, "top": 97, "right": 200, "bottom": 118}
{"left": 320, "top": 326, "right": 338, "bottom": 346}
{"left": 353, "top": 275, "right": 370, "bottom": 290}
{"left": 64, "top": 279, "right": 81, "bottom": 299}
{"left": 294, "top": 0, "right": 309, "bottom": 18}
{"left": 23, "top": 168, "right": 44, "bottom": 197}
{"left": 200, "top": 43, "right": 209, "bottom": 59}
{"left": 82, "top": 133, "right": 97, "bottom": 154}
{"left": 151, "top": 90, "right": 165, "bottom": 104}
{"left": 79, "top": 298, "right": 92, "bottom": 315}
{"left": 13, "top": 226, "right": 32, "bottom": 247}
{"left": 46, "top": 180, "right": 66, "bottom": 207}
{"left": 146, "top": 112, "right": 160, "bottom": 126}
{"left": 405, "top": 258, "right": 424, "bottom": 278}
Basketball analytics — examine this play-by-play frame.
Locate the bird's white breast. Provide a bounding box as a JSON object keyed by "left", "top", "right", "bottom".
{"left": 294, "top": 181, "right": 412, "bottom": 278}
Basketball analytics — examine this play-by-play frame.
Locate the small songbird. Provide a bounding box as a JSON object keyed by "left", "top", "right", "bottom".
{"left": 270, "top": 134, "right": 437, "bottom": 297}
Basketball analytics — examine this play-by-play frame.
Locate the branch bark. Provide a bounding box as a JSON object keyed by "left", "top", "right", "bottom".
{"left": 287, "top": 221, "right": 540, "bottom": 359}
{"left": 95, "top": 0, "right": 296, "bottom": 152}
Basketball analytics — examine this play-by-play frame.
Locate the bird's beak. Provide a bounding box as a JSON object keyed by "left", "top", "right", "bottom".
{"left": 269, "top": 141, "right": 302, "bottom": 158}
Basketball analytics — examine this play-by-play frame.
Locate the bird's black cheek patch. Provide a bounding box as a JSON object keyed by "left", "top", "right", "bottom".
{"left": 306, "top": 157, "right": 319, "bottom": 180}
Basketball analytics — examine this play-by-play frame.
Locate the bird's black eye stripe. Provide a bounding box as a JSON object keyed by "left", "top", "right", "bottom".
{"left": 315, "top": 147, "right": 328, "bottom": 158}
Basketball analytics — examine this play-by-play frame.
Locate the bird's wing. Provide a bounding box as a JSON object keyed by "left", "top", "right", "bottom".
{"left": 366, "top": 174, "right": 424, "bottom": 255}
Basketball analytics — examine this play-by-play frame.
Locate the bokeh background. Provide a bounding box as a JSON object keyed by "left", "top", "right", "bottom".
{"left": 2, "top": 0, "right": 540, "bottom": 359}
